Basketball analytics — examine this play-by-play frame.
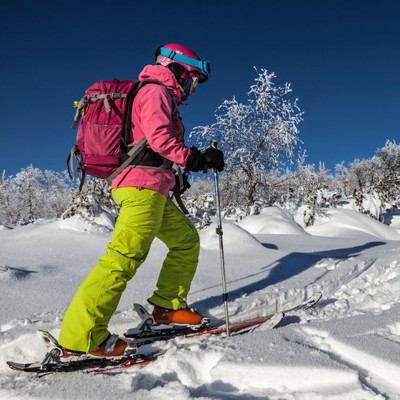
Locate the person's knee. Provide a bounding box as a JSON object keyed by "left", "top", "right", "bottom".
{"left": 181, "top": 223, "right": 200, "bottom": 251}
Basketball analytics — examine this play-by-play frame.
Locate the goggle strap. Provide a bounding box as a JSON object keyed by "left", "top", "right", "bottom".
{"left": 159, "top": 47, "right": 209, "bottom": 76}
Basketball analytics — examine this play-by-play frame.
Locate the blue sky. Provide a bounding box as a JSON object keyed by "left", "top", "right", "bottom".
{"left": 1, "top": 0, "right": 399, "bottom": 177}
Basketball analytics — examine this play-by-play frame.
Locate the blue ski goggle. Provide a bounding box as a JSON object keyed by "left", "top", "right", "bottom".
{"left": 159, "top": 47, "right": 210, "bottom": 83}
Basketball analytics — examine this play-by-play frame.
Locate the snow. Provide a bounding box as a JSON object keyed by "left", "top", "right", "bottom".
{"left": 1, "top": 207, "right": 400, "bottom": 399}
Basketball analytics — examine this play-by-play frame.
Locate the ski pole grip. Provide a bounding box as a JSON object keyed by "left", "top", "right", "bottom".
{"left": 211, "top": 141, "right": 219, "bottom": 173}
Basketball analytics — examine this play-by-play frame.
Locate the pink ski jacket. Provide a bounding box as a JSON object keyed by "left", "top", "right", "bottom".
{"left": 110, "top": 65, "right": 191, "bottom": 196}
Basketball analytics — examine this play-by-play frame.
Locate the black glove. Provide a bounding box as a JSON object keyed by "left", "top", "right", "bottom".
{"left": 175, "top": 173, "right": 191, "bottom": 195}
{"left": 203, "top": 147, "right": 225, "bottom": 172}
{"left": 186, "top": 146, "right": 225, "bottom": 172}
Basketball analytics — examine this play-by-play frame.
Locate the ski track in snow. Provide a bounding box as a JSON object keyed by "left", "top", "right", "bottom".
{"left": 1, "top": 209, "right": 400, "bottom": 400}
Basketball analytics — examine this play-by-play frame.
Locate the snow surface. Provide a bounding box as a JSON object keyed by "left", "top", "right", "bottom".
{"left": 1, "top": 207, "right": 400, "bottom": 399}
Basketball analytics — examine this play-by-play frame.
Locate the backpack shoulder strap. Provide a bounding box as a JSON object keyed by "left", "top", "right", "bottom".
{"left": 108, "top": 79, "right": 180, "bottom": 184}
{"left": 122, "top": 79, "right": 167, "bottom": 148}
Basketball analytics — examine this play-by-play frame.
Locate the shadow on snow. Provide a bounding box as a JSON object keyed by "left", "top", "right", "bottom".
{"left": 192, "top": 241, "right": 385, "bottom": 316}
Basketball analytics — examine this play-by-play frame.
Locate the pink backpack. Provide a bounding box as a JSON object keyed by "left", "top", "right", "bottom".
{"left": 68, "top": 79, "right": 161, "bottom": 188}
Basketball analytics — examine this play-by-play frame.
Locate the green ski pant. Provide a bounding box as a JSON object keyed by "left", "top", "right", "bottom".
{"left": 58, "top": 187, "right": 200, "bottom": 353}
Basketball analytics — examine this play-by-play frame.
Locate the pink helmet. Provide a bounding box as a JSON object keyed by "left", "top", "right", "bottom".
{"left": 155, "top": 43, "right": 210, "bottom": 83}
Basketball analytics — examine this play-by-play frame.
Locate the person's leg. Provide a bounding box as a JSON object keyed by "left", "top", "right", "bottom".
{"left": 59, "top": 188, "right": 166, "bottom": 352}
{"left": 148, "top": 198, "right": 200, "bottom": 310}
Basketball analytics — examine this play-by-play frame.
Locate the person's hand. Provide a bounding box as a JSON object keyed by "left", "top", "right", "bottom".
{"left": 185, "top": 146, "right": 225, "bottom": 172}
{"left": 203, "top": 147, "right": 225, "bottom": 172}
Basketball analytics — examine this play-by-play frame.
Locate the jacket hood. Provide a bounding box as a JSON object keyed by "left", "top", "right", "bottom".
{"left": 139, "top": 65, "right": 184, "bottom": 104}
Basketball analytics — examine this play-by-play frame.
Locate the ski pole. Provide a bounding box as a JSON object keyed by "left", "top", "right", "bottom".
{"left": 211, "top": 140, "right": 230, "bottom": 336}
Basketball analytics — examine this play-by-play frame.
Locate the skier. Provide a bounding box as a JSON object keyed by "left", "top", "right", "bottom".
{"left": 58, "top": 44, "right": 224, "bottom": 360}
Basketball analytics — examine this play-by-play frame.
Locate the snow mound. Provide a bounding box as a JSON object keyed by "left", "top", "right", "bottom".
{"left": 200, "top": 221, "right": 264, "bottom": 252}
{"left": 57, "top": 214, "right": 115, "bottom": 233}
{"left": 238, "top": 206, "right": 307, "bottom": 235}
{"left": 382, "top": 209, "right": 400, "bottom": 229}
{"left": 307, "top": 208, "right": 400, "bottom": 240}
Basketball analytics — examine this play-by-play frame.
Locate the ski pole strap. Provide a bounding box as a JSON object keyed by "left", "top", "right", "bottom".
{"left": 106, "top": 137, "right": 148, "bottom": 185}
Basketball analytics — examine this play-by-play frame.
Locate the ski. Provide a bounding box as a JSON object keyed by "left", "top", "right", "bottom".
{"left": 6, "top": 313, "right": 283, "bottom": 375}
{"left": 6, "top": 292, "right": 321, "bottom": 374}
{"left": 6, "top": 330, "right": 154, "bottom": 375}
{"left": 124, "top": 291, "right": 322, "bottom": 345}
{"left": 124, "top": 309, "right": 284, "bottom": 345}
{"left": 6, "top": 351, "right": 162, "bottom": 374}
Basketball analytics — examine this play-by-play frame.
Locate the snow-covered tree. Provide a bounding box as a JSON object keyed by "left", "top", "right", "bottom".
{"left": 377, "top": 139, "right": 400, "bottom": 173}
{"left": 62, "top": 178, "right": 118, "bottom": 227}
{"left": 0, "top": 170, "right": 9, "bottom": 225}
{"left": 334, "top": 162, "right": 352, "bottom": 197}
{"left": 0, "top": 166, "right": 72, "bottom": 226}
{"left": 190, "top": 68, "right": 303, "bottom": 213}
{"left": 348, "top": 157, "right": 381, "bottom": 192}
{"left": 372, "top": 140, "right": 400, "bottom": 210}
{"left": 335, "top": 141, "right": 400, "bottom": 217}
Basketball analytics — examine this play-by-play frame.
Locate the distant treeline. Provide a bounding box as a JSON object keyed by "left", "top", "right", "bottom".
{"left": 1, "top": 140, "right": 399, "bottom": 227}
